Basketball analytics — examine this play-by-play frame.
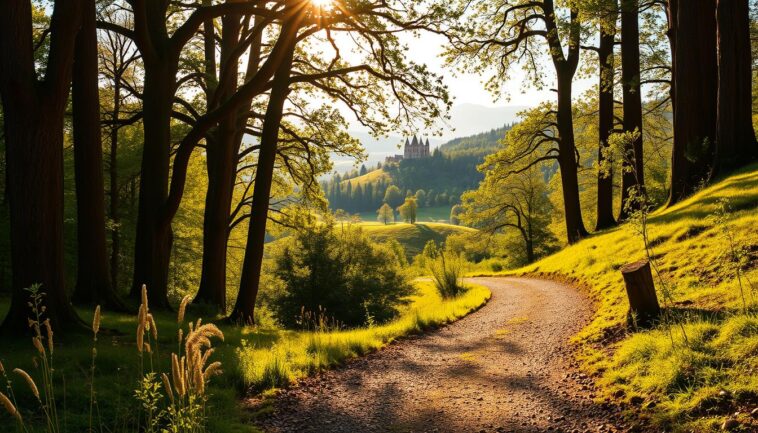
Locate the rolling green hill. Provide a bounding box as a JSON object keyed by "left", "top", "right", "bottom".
{"left": 265, "top": 221, "right": 475, "bottom": 260}
{"left": 356, "top": 222, "right": 477, "bottom": 258}
{"left": 355, "top": 205, "right": 453, "bottom": 223}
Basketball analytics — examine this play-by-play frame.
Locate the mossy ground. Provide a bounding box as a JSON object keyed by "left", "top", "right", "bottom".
{"left": 0, "top": 281, "right": 490, "bottom": 432}
{"left": 476, "top": 165, "right": 758, "bottom": 432}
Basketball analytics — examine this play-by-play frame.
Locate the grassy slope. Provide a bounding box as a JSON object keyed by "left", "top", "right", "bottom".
{"left": 0, "top": 281, "right": 490, "bottom": 432}
{"left": 341, "top": 168, "right": 390, "bottom": 187}
{"left": 356, "top": 222, "right": 477, "bottom": 257}
{"left": 494, "top": 166, "right": 758, "bottom": 431}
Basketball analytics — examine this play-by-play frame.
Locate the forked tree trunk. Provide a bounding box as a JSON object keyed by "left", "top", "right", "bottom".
{"left": 619, "top": 0, "right": 645, "bottom": 220}
{"left": 668, "top": 0, "right": 718, "bottom": 205}
{"left": 72, "top": 0, "right": 124, "bottom": 309}
{"left": 229, "top": 34, "right": 297, "bottom": 324}
{"left": 596, "top": 14, "right": 617, "bottom": 231}
{"left": 715, "top": 0, "right": 758, "bottom": 175}
{"left": 196, "top": 12, "right": 245, "bottom": 312}
{"left": 0, "top": 0, "right": 85, "bottom": 334}
{"left": 620, "top": 260, "right": 660, "bottom": 328}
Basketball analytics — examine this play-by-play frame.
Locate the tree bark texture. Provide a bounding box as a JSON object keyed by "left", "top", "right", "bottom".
{"left": 556, "top": 72, "right": 590, "bottom": 243}
{"left": 129, "top": 59, "right": 177, "bottom": 309}
{"left": 596, "top": 14, "right": 617, "bottom": 231}
{"left": 0, "top": 0, "right": 85, "bottom": 333}
{"left": 668, "top": 0, "right": 718, "bottom": 205}
{"left": 620, "top": 260, "right": 660, "bottom": 328}
{"left": 195, "top": 12, "right": 245, "bottom": 312}
{"left": 715, "top": 0, "right": 758, "bottom": 175}
{"left": 619, "top": 0, "right": 645, "bottom": 220}
{"left": 72, "top": 0, "right": 123, "bottom": 308}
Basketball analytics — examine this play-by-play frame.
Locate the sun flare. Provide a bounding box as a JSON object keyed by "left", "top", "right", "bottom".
{"left": 311, "top": 0, "right": 334, "bottom": 11}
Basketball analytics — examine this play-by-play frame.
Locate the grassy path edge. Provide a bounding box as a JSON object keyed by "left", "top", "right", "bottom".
{"left": 235, "top": 281, "right": 492, "bottom": 396}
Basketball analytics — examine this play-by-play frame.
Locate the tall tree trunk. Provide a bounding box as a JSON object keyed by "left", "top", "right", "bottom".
{"left": 668, "top": 0, "right": 718, "bottom": 205}
{"left": 715, "top": 0, "right": 758, "bottom": 174}
{"left": 0, "top": 0, "right": 85, "bottom": 334}
{"left": 196, "top": 14, "right": 263, "bottom": 312}
{"left": 229, "top": 33, "right": 297, "bottom": 324}
{"left": 524, "top": 229, "right": 535, "bottom": 263}
{"left": 544, "top": 4, "right": 588, "bottom": 244}
{"left": 666, "top": 0, "right": 677, "bottom": 132}
{"left": 195, "top": 12, "right": 243, "bottom": 312}
{"left": 72, "top": 0, "right": 123, "bottom": 308}
{"left": 596, "top": 14, "right": 617, "bottom": 231}
{"left": 619, "top": 0, "right": 645, "bottom": 219}
{"left": 130, "top": 61, "right": 177, "bottom": 309}
{"left": 556, "top": 71, "right": 589, "bottom": 243}
{"left": 110, "top": 78, "right": 121, "bottom": 292}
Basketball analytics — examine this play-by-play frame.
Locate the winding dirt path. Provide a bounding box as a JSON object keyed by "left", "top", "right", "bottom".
{"left": 252, "top": 277, "right": 630, "bottom": 433}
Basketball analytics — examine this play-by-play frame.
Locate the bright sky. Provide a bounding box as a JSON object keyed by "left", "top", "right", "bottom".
{"left": 405, "top": 32, "right": 559, "bottom": 108}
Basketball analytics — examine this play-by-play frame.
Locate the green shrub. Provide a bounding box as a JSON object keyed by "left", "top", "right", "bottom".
{"left": 271, "top": 222, "right": 414, "bottom": 328}
{"left": 423, "top": 241, "right": 467, "bottom": 298}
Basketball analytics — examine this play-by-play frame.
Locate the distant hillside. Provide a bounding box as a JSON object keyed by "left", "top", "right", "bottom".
{"left": 330, "top": 104, "right": 524, "bottom": 173}
{"left": 439, "top": 125, "right": 511, "bottom": 158}
{"left": 324, "top": 124, "right": 512, "bottom": 215}
{"left": 357, "top": 222, "right": 477, "bottom": 258}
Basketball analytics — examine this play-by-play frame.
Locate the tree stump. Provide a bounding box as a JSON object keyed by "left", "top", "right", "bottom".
{"left": 620, "top": 260, "right": 661, "bottom": 328}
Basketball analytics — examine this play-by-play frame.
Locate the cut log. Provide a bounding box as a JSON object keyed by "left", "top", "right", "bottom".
{"left": 620, "top": 260, "right": 661, "bottom": 328}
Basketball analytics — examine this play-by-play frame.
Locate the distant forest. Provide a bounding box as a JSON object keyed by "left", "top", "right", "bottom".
{"left": 322, "top": 125, "right": 513, "bottom": 215}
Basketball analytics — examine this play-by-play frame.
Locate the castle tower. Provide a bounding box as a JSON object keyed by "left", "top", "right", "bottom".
{"left": 401, "top": 135, "right": 432, "bottom": 160}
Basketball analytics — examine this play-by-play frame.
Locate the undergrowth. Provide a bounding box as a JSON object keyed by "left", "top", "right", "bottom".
{"left": 0, "top": 280, "right": 490, "bottom": 432}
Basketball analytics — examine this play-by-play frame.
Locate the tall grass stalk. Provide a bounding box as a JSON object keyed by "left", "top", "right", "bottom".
{"left": 425, "top": 241, "right": 467, "bottom": 298}
{"left": 89, "top": 305, "right": 101, "bottom": 432}
{"left": 0, "top": 285, "right": 225, "bottom": 433}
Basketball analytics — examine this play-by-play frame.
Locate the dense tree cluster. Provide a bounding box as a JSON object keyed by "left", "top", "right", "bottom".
{"left": 0, "top": 0, "right": 756, "bottom": 334}
{"left": 443, "top": 0, "right": 758, "bottom": 255}
{"left": 0, "top": 0, "right": 450, "bottom": 333}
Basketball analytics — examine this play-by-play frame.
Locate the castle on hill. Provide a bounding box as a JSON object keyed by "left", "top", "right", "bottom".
{"left": 385, "top": 135, "right": 431, "bottom": 163}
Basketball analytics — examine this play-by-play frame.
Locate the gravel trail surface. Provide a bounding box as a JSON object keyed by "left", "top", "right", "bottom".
{"left": 252, "top": 277, "right": 629, "bottom": 433}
